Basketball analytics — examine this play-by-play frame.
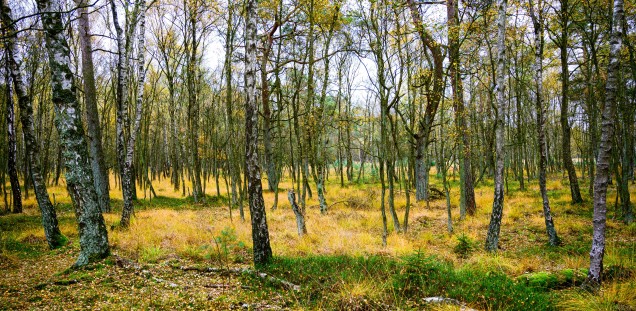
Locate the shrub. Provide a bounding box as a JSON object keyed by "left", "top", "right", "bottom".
{"left": 453, "top": 234, "right": 477, "bottom": 259}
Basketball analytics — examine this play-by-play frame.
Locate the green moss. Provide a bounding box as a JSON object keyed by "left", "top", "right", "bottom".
{"left": 518, "top": 269, "right": 588, "bottom": 290}
{"left": 51, "top": 234, "right": 69, "bottom": 249}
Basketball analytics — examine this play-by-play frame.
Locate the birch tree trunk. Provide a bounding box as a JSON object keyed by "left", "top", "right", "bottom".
{"left": 223, "top": 0, "right": 243, "bottom": 220}
{"left": 1, "top": 0, "right": 67, "bottom": 247}
{"left": 111, "top": 0, "right": 144, "bottom": 227}
{"left": 3, "top": 55, "right": 21, "bottom": 214}
{"left": 128, "top": 0, "right": 146, "bottom": 194}
{"left": 485, "top": 0, "right": 507, "bottom": 253}
{"left": 530, "top": 0, "right": 560, "bottom": 246}
{"left": 312, "top": 4, "right": 340, "bottom": 215}
{"left": 36, "top": 0, "right": 109, "bottom": 267}
{"left": 288, "top": 190, "right": 306, "bottom": 236}
{"left": 245, "top": 0, "right": 272, "bottom": 266}
{"left": 584, "top": 0, "right": 624, "bottom": 289}
{"left": 76, "top": 0, "right": 110, "bottom": 213}
{"left": 261, "top": 21, "right": 278, "bottom": 196}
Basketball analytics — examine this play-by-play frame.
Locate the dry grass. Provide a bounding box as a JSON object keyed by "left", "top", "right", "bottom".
{"left": 6, "top": 172, "right": 634, "bottom": 271}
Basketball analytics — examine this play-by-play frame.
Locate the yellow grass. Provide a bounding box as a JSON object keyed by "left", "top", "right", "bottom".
{"left": 68, "top": 172, "right": 629, "bottom": 274}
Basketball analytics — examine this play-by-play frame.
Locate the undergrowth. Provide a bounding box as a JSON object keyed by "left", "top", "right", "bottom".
{"left": 256, "top": 253, "right": 554, "bottom": 310}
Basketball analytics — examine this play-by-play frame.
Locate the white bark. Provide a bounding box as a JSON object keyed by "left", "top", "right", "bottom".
{"left": 245, "top": 0, "right": 272, "bottom": 266}
{"left": 485, "top": 0, "right": 507, "bottom": 252}
{"left": 585, "top": 0, "right": 625, "bottom": 289}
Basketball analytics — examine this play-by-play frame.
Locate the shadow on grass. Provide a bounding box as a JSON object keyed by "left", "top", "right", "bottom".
{"left": 0, "top": 212, "right": 77, "bottom": 258}
{"left": 0, "top": 212, "right": 76, "bottom": 234}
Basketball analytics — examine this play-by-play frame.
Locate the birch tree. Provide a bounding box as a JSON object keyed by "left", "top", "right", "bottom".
{"left": 554, "top": 0, "right": 583, "bottom": 204}
{"left": 529, "top": 0, "right": 560, "bottom": 246}
{"left": 485, "top": 0, "right": 507, "bottom": 252}
{"left": 3, "top": 52, "right": 21, "bottom": 214}
{"left": 245, "top": 0, "right": 272, "bottom": 266}
{"left": 584, "top": 0, "right": 625, "bottom": 289}
{"left": 1, "top": 0, "right": 67, "bottom": 248}
{"left": 110, "top": 0, "right": 146, "bottom": 227}
{"left": 36, "top": 0, "right": 109, "bottom": 267}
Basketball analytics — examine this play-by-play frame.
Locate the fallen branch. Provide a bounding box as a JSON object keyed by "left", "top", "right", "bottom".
{"left": 114, "top": 255, "right": 141, "bottom": 270}
{"left": 204, "top": 283, "right": 253, "bottom": 290}
{"left": 327, "top": 200, "right": 352, "bottom": 209}
{"left": 309, "top": 200, "right": 356, "bottom": 210}
{"left": 422, "top": 297, "right": 477, "bottom": 311}
{"left": 173, "top": 265, "right": 301, "bottom": 291}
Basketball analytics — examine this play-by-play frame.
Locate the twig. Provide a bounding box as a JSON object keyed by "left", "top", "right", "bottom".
{"left": 204, "top": 283, "right": 253, "bottom": 290}
{"left": 422, "top": 297, "right": 477, "bottom": 311}
{"left": 174, "top": 265, "right": 300, "bottom": 291}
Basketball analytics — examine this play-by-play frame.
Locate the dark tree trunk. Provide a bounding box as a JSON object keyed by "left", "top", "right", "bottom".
{"left": 559, "top": 0, "right": 583, "bottom": 204}
{"left": 37, "top": 0, "right": 109, "bottom": 267}
{"left": 261, "top": 20, "right": 279, "bottom": 195}
{"left": 76, "top": 0, "right": 110, "bottom": 213}
{"left": 447, "top": 0, "right": 476, "bottom": 218}
{"left": 415, "top": 134, "right": 429, "bottom": 202}
{"left": 223, "top": 0, "right": 243, "bottom": 221}
{"left": 186, "top": 5, "right": 203, "bottom": 203}
{"left": 621, "top": 27, "right": 636, "bottom": 223}
{"left": 407, "top": 0, "right": 443, "bottom": 203}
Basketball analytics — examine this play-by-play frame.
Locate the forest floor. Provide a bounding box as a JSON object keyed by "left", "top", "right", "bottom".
{"left": 1, "top": 172, "right": 635, "bottom": 310}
